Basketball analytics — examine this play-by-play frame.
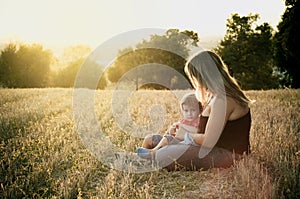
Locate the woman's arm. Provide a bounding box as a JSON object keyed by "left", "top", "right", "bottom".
{"left": 195, "top": 96, "right": 230, "bottom": 147}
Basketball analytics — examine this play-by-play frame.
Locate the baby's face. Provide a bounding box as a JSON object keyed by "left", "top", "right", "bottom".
{"left": 182, "top": 104, "right": 199, "bottom": 122}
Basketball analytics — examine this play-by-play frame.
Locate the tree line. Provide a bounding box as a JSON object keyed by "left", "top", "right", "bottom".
{"left": 0, "top": 0, "right": 299, "bottom": 89}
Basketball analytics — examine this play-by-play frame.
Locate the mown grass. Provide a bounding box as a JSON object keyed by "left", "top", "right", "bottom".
{"left": 0, "top": 88, "right": 299, "bottom": 198}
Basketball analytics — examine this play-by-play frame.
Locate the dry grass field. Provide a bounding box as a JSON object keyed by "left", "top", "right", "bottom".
{"left": 0, "top": 88, "right": 299, "bottom": 198}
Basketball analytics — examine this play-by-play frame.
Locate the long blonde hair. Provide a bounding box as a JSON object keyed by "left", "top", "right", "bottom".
{"left": 184, "top": 50, "right": 250, "bottom": 106}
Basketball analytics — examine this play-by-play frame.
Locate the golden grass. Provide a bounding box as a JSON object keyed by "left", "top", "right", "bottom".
{"left": 0, "top": 88, "right": 299, "bottom": 198}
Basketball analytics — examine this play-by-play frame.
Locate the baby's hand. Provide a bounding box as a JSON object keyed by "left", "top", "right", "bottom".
{"left": 166, "top": 122, "right": 180, "bottom": 137}
{"left": 174, "top": 126, "right": 186, "bottom": 140}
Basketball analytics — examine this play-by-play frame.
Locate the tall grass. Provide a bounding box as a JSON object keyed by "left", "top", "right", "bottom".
{"left": 0, "top": 88, "right": 299, "bottom": 198}
{"left": 247, "top": 89, "right": 300, "bottom": 198}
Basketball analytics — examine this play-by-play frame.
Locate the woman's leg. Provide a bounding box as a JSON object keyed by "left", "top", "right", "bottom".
{"left": 155, "top": 144, "right": 234, "bottom": 171}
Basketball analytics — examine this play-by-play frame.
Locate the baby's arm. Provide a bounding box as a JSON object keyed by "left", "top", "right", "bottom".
{"left": 174, "top": 123, "right": 198, "bottom": 140}
{"left": 179, "top": 123, "right": 198, "bottom": 134}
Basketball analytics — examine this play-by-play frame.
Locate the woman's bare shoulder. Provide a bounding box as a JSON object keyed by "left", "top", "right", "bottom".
{"left": 202, "top": 96, "right": 249, "bottom": 120}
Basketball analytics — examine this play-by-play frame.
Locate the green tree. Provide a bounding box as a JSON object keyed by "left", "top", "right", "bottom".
{"left": 54, "top": 45, "right": 107, "bottom": 89}
{"left": 60, "top": 45, "right": 91, "bottom": 67}
{"left": 55, "top": 57, "right": 107, "bottom": 89}
{"left": 217, "top": 14, "right": 279, "bottom": 90}
{"left": 273, "top": 0, "right": 300, "bottom": 88}
{"left": 106, "top": 29, "right": 199, "bottom": 89}
{"left": 55, "top": 58, "right": 84, "bottom": 87}
{"left": 0, "top": 43, "right": 52, "bottom": 88}
{"left": 0, "top": 44, "right": 18, "bottom": 87}
{"left": 17, "top": 44, "right": 52, "bottom": 87}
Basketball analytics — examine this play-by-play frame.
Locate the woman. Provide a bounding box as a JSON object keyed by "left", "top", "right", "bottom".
{"left": 155, "top": 50, "right": 251, "bottom": 171}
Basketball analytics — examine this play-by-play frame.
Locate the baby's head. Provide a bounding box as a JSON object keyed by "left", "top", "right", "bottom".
{"left": 180, "top": 93, "right": 203, "bottom": 122}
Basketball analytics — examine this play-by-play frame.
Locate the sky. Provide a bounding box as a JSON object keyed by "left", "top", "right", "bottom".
{"left": 0, "top": 0, "right": 286, "bottom": 55}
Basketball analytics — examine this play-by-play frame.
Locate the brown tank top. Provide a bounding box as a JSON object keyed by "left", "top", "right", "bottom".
{"left": 198, "top": 110, "right": 251, "bottom": 155}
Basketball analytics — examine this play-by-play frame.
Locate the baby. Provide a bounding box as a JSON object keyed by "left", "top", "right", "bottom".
{"left": 137, "top": 92, "right": 203, "bottom": 159}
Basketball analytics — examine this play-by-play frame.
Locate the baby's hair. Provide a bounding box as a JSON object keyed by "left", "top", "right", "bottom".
{"left": 180, "top": 93, "right": 203, "bottom": 113}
